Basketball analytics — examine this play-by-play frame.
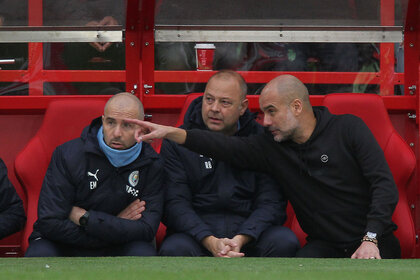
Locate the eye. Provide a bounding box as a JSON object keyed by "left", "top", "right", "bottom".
{"left": 221, "top": 100, "right": 232, "bottom": 107}
{"left": 205, "top": 96, "right": 214, "bottom": 104}
{"left": 122, "top": 122, "right": 133, "bottom": 129}
{"left": 106, "top": 119, "right": 115, "bottom": 126}
{"left": 267, "top": 109, "right": 276, "bottom": 115}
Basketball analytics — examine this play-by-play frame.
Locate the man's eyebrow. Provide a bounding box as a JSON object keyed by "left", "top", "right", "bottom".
{"left": 262, "top": 104, "right": 276, "bottom": 111}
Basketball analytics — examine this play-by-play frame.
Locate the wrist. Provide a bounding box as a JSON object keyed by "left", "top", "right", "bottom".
{"left": 202, "top": 235, "right": 217, "bottom": 251}
{"left": 167, "top": 127, "right": 187, "bottom": 144}
{"left": 79, "top": 210, "right": 90, "bottom": 227}
{"left": 362, "top": 232, "right": 378, "bottom": 247}
{"left": 234, "top": 234, "right": 251, "bottom": 247}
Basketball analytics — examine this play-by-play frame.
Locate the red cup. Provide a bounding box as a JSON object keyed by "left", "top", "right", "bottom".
{"left": 195, "top": 43, "right": 216, "bottom": 71}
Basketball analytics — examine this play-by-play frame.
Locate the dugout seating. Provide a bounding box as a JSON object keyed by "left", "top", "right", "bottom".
{"left": 15, "top": 98, "right": 167, "bottom": 253}
{"left": 14, "top": 99, "right": 108, "bottom": 253}
{"left": 323, "top": 93, "right": 417, "bottom": 258}
{"left": 155, "top": 93, "right": 204, "bottom": 247}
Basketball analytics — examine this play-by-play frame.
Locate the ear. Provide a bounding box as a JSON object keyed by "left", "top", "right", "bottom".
{"left": 239, "top": 98, "right": 249, "bottom": 116}
{"left": 102, "top": 115, "right": 105, "bottom": 124}
{"left": 291, "top": 99, "right": 303, "bottom": 115}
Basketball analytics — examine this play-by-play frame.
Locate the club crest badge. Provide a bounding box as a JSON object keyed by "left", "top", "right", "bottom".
{"left": 129, "top": 171, "right": 139, "bottom": 187}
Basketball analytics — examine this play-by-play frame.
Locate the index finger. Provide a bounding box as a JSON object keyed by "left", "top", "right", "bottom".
{"left": 124, "top": 118, "right": 149, "bottom": 126}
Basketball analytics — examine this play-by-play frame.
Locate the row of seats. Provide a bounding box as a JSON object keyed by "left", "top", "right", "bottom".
{"left": 13, "top": 93, "right": 416, "bottom": 257}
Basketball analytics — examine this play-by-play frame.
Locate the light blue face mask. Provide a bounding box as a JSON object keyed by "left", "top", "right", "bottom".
{"left": 97, "top": 126, "right": 142, "bottom": 168}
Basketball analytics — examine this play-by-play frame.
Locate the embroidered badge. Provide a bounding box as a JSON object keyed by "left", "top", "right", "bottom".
{"left": 126, "top": 185, "right": 139, "bottom": 197}
{"left": 320, "top": 154, "right": 329, "bottom": 163}
{"left": 87, "top": 169, "right": 99, "bottom": 190}
{"left": 129, "top": 171, "right": 139, "bottom": 187}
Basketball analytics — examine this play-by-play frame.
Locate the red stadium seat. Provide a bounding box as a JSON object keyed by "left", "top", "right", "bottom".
{"left": 175, "top": 93, "right": 204, "bottom": 127}
{"left": 322, "top": 93, "right": 417, "bottom": 258}
{"left": 14, "top": 99, "right": 107, "bottom": 253}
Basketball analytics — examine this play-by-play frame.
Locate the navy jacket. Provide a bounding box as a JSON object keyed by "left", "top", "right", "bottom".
{"left": 184, "top": 107, "right": 398, "bottom": 246}
{"left": 0, "top": 159, "right": 26, "bottom": 239}
{"left": 161, "top": 96, "right": 286, "bottom": 242}
{"left": 30, "top": 117, "right": 164, "bottom": 248}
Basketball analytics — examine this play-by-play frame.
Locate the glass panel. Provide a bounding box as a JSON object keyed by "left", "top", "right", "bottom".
{"left": 156, "top": 0, "right": 405, "bottom": 27}
{"left": 156, "top": 0, "right": 407, "bottom": 26}
{"left": 43, "top": 0, "right": 126, "bottom": 27}
{"left": 154, "top": 42, "right": 397, "bottom": 95}
{"left": 0, "top": 43, "right": 28, "bottom": 69}
{"left": 44, "top": 43, "right": 125, "bottom": 70}
{"left": 0, "top": 82, "right": 28, "bottom": 96}
{"left": 44, "top": 82, "right": 125, "bottom": 95}
{"left": 0, "top": 0, "right": 27, "bottom": 26}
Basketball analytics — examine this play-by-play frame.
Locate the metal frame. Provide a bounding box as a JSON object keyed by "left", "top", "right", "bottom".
{"left": 0, "top": 26, "right": 123, "bottom": 43}
{"left": 155, "top": 25, "right": 403, "bottom": 43}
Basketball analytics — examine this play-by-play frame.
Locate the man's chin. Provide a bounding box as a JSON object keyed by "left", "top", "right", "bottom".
{"left": 272, "top": 133, "right": 285, "bottom": 143}
{"left": 206, "top": 123, "right": 224, "bottom": 132}
{"left": 109, "top": 143, "right": 125, "bottom": 150}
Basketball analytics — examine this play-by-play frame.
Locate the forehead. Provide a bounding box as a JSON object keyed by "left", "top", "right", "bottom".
{"left": 204, "top": 77, "right": 241, "bottom": 100}
{"left": 104, "top": 102, "right": 139, "bottom": 119}
{"left": 259, "top": 89, "right": 285, "bottom": 110}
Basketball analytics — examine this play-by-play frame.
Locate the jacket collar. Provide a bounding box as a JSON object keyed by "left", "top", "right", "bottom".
{"left": 81, "top": 117, "right": 159, "bottom": 169}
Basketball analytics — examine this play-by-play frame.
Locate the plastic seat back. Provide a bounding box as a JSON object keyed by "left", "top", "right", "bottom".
{"left": 14, "top": 99, "right": 107, "bottom": 252}
{"left": 323, "top": 93, "right": 416, "bottom": 258}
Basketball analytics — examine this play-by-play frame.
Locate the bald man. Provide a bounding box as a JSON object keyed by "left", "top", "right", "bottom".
{"left": 127, "top": 75, "right": 400, "bottom": 259}
{"left": 26, "top": 93, "right": 164, "bottom": 257}
{"left": 159, "top": 71, "right": 299, "bottom": 258}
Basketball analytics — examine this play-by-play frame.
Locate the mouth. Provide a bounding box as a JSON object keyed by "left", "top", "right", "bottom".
{"left": 208, "top": 117, "right": 222, "bottom": 124}
{"left": 110, "top": 141, "right": 124, "bottom": 149}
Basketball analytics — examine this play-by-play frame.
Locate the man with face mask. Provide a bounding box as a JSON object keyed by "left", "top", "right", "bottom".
{"left": 25, "top": 93, "right": 163, "bottom": 257}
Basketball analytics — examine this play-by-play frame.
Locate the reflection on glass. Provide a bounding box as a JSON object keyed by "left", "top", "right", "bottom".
{"left": 0, "top": 82, "right": 28, "bottom": 96}
{"left": 0, "top": 0, "right": 27, "bottom": 26}
{"left": 155, "top": 0, "right": 404, "bottom": 26}
{"left": 43, "top": 0, "right": 126, "bottom": 27}
{"left": 155, "top": 42, "right": 386, "bottom": 95}
{"left": 44, "top": 43, "right": 125, "bottom": 70}
{"left": 44, "top": 82, "right": 125, "bottom": 95}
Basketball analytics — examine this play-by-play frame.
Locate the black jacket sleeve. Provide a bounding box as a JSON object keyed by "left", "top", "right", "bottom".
{"left": 237, "top": 172, "right": 286, "bottom": 240}
{"left": 85, "top": 158, "right": 164, "bottom": 243}
{"left": 36, "top": 148, "right": 108, "bottom": 248}
{"left": 184, "top": 129, "right": 271, "bottom": 173}
{"left": 0, "top": 159, "right": 26, "bottom": 240}
{"left": 161, "top": 140, "right": 214, "bottom": 242}
{"left": 347, "top": 116, "right": 398, "bottom": 237}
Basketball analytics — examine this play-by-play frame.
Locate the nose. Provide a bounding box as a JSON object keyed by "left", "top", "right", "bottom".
{"left": 113, "top": 125, "right": 122, "bottom": 138}
{"left": 210, "top": 101, "right": 220, "bottom": 112}
{"left": 263, "top": 114, "right": 272, "bottom": 127}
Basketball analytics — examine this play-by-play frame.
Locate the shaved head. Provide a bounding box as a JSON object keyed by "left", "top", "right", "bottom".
{"left": 262, "top": 74, "right": 311, "bottom": 108}
{"left": 259, "top": 75, "right": 316, "bottom": 144}
{"left": 102, "top": 92, "right": 144, "bottom": 150}
{"left": 207, "top": 70, "right": 247, "bottom": 101}
{"left": 104, "top": 92, "right": 144, "bottom": 120}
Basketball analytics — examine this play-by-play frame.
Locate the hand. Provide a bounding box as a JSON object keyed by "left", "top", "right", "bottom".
{"left": 69, "top": 206, "right": 87, "bottom": 226}
{"left": 86, "top": 20, "right": 105, "bottom": 52}
{"left": 202, "top": 236, "right": 244, "bottom": 258}
{"left": 97, "top": 16, "right": 118, "bottom": 51}
{"left": 118, "top": 199, "right": 146, "bottom": 220}
{"left": 351, "top": 241, "right": 381, "bottom": 259}
{"left": 124, "top": 118, "right": 187, "bottom": 144}
{"left": 86, "top": 16, "right": 118, "bottom": 52}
